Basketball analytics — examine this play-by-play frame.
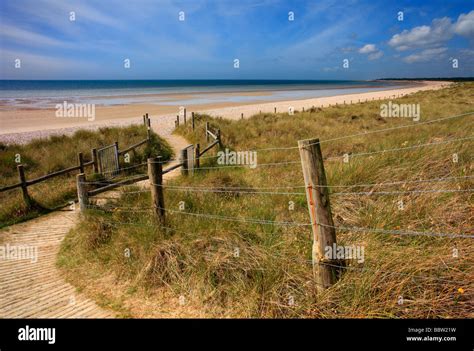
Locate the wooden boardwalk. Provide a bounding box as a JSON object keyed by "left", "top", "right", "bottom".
{"left": 0, "top": 210, "right": 113, "bottom": 318}
{"left": 0, "top": 124, "right": 187, "bottom": 318}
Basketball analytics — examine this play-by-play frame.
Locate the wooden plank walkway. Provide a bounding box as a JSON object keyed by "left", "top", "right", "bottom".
{"left": 0, "top": 210, "right": 113, "bottom": 318}
{"left": 0, "top": 125, "right": 187, "bottom": 318}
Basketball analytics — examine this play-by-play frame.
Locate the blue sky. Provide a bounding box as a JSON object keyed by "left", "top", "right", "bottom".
{"left": 0, "top": 0, "right": 473, "bottom": 79}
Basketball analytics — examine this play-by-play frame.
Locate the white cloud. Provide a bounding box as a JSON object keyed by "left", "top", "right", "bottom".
{"left": 453, "top": 10, "right": 474, "bottom": 39}
{"left": 0, "top": 23, "right": 71, "bottom": 48}
{"left": 402, "top": 47, "right": 448, "bottom": 63}
{"left": 359, "top": 44, "right": 383, "bottom": 60}
{"left": 388, "top": 17, "right": 453, "bottom": 51}
{"left": 0, "top": 49, "right": 101, "bottom": 79}
{"left": 359, "top": 44, "right": 377, "bottom": 54}
{"left": 389, "top": 11, "right": 474, "bottom": 53}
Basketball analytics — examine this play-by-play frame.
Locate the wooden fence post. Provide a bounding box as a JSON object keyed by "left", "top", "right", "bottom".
{"left": 180, "top": 147, "right": 188, "bottom": 176}
{"left": 147, "top": 124, "right": 151, "bottom": 140}
{"left": 176, "top": 115, "right": 180, "bottom": 127}
{"left": 143, "top": 115, "right": 146, "bottom": 126}
{"left": 298, "top": 138, "right": 339, "bottom": 292}
{"left": 179, "top": 145, "right": 194, "bottom": 176}
{"left": 78, "top": 152, "right": 84, "bottom": 173}
{"left": 76, "top": 173, "right": 89, "bottom": 212}
{"left": 205, "top": 122, "right": 209, "bottom": 142}
{"left": 17, "top": 164, "right": 32, "bottom": 208}
{"left": 91, "top": 148, "right": 98, "bottom": 173}
{"left": 274, "top": 107, "right": 277, "bottom": 113}
{"left": 192, "top": 112, "right": 195, "bottom": 131}
{"left": 184, "top": 108, "right": 187, "bottom": 125}
{"left": 148, "top": 157, "right": 165, "bottom": 224}
{"left": 216, "top": 129, "right": 222, "bottom": 148}
{"left": 195, "top": 143, "right": 200, "bottom": 169}
{"left": 241, "top": 113, "right": 243, "bottom": 119}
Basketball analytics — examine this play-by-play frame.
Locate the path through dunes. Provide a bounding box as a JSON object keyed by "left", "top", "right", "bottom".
{"left": 0, "top": 210, "right": 112, "bottom": 318}
{"left": 0, "top": 119, "right": 187, "bottom": 318}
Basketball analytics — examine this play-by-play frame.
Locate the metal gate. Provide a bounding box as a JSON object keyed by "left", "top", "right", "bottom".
{"left": 97, "top": 143, "right": 119, "bottom": 178}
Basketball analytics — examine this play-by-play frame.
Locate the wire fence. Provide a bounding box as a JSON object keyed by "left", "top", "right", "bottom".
{"left": 77, "top": 110, "right": 473, "bottom": 292}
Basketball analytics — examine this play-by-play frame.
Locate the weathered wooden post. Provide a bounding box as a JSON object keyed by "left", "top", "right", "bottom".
{"left": 192, "top": 112, "right": 195, "bottom": 131}
{"left": 147, "top": 124, "right": 151, "bottom": 140}
{"left": 195, "top": 143, "right": 200, "bottom": 169}
{"left": 298, "top": 138, "right": 339, "bottom": 292}
{"left": 216, "top": 129, "right": 222, "bottom": 149}
{"left": 241, "top": 113, "right": 243, "bottom": 119}
{"left": 180, "top": 147, "right": 188, "bottom": 176}
{"left": 78, "top": 152, "right": 84, "bottom": 173}
{"left": 184, "top": 108, "right": 187, "bottom": 125}
{"left": 17, "top": 164, "right": 32, "bottom": 208}
{"left": 143, "top": 115, "right": 146, "bottom": 126}
{"left": 114, "top": 141, "right": 119, "bottom": 156}
{"left": 91, "top": 148, "right": 98, "bottom": 173}
{"left": 205, "top": 122, "right": 209, "bottom": 142}
{"left": 274, "top": 107, "right": 277, "bottom": 113}
{"left": 188, "top": 145, "right": 195, "bottom": 176}
{"left": 76, "top": 173, "right": 89, "bottom": 212}
{"left": 302, "top": 107, "right": 305, "bottom": 112}
{"left": 148, "top": 157, "right": 165, "bottom": 224}
{"left": 176, "top": 115, "right": 180, "bottom": 127}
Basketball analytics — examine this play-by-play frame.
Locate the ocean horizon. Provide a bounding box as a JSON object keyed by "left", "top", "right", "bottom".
{"left": 0, "top": 79, "right": 411, "bottom": 109}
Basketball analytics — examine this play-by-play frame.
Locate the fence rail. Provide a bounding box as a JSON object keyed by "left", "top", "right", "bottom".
{"left": 78, "top": 112, "right": 222, "bottom": 208}
{"left": 0, "top": 115, "right": 153, "bottom": 209}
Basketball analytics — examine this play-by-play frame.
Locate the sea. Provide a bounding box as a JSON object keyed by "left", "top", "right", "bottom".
{"left": 0, "top": 80, "right": 412, "bottom": 109}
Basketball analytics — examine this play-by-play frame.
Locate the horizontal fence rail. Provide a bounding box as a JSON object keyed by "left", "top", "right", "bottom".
{"left": 0, "top": 116, "right": 153, "bottom": 210}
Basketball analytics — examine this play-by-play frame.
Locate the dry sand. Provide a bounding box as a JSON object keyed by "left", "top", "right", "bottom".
{"left": 0, "top": 80, "right": 450, "bottom": 144}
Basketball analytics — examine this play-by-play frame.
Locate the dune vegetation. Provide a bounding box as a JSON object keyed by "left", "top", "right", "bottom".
{"left": 0, "top": 125, "right": 172, "bottom": 228}
{"left": 58, "top": 83, "right": 473, "bottom": 318}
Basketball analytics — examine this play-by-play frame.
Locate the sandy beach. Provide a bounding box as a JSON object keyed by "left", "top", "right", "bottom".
{"left": 0, "top": 80, "right": 450, "bottom": 144}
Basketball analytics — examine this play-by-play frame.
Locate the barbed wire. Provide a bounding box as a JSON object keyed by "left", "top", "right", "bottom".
{"left": 85, "top": 203, "right": 473, "bottom": 239}
{"left": 141, "top": 183, "right": 473, "bottom": 197}
{"left": 320, "top": 223, "right": 474, "bottom": 239}
{"left": 79, "top": 174, "right": 474, "bottom": 195}
{"left": 330, "top": 188, "right": 474, "bottom": 196}
{"left": 83, "top": 217, "right": 469, "bottom": 285}
{"left": 325, "top": 135, "right": 474, "bottom": 161}
{"left": 303, "top": 111, "right": 474, "bottom": 146}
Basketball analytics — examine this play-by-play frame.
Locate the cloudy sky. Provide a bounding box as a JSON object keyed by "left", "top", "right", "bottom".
{"left": 0, "top": 0, "right": 473, "bottom": 79}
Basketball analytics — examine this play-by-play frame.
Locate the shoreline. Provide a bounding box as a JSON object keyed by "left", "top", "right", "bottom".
{"left": 0, "top": 80, "right": 451, "bottom": 144}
